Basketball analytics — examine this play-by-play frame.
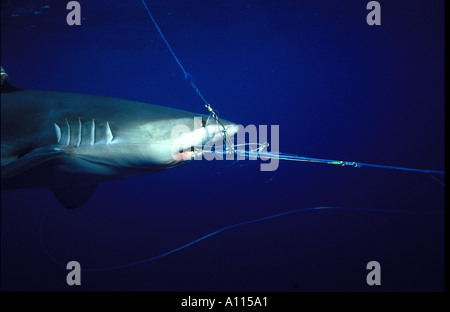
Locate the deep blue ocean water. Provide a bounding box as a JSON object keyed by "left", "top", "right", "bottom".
{"left": 0, "top": 0, "right": 444, "bottom": 291}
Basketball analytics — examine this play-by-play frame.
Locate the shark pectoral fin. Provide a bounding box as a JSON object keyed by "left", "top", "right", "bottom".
{"left": 50, "top": 184, "right": 98, "bottom": 209}
{"left": 0, "top": 80, "right": 23, "bottom": 93}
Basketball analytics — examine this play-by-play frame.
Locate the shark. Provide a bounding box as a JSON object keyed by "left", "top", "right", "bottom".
{"left": 1, "top": 79, "right": 238, "bottom": 208}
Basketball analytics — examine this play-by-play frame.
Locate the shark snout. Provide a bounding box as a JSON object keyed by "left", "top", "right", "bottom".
{"left": 169, "top": 116, "right": 239, "bottom": 163}
{"left": 203, "top": 118, "right": 238, "bottom": 145}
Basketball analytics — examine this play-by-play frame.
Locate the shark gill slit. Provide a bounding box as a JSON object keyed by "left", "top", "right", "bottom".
{"left": 54, "top": 123, "right": 61, "bottom": 143}
{"left": 106, "top": 121, "right": 113, "bottom": 144}
{"left": 90, "top": 119, "right": 95, "bottom": 145}
{"left": 65, "top": 118, "right": 70, "bottom": 146}
{"left": 76, "top": 118, "right": 82, "bottom": 147}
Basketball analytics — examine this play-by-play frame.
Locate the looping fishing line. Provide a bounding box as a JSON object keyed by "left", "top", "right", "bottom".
{"left": 34, "top": 1, "right": 442, "bottom": 272}
{"left": 39, "top": 205, "right": 443, "bottom": 272}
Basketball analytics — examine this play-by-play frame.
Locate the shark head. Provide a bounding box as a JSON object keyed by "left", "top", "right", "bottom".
{"left": 1, "top": 89, "right": 239, "bottom": 208}
{"left": 106, "top": 112, "right": 239, "bottom": 171}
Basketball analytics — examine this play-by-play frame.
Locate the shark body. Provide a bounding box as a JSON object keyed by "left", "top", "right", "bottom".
{"left": 1, "top": 82, "right": 238, "bottom": 208}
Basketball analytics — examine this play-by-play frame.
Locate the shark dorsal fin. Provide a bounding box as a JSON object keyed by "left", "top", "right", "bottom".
{"left": 50, "top": 185, "right": 98, "bottom": 209}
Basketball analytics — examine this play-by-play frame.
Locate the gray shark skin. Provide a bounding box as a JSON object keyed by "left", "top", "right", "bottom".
{"left": 1, "top": 82, "right": 238, "bottom": 208}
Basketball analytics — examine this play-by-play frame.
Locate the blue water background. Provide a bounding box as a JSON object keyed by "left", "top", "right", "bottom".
{"left": 1, "top": 0, "right": 444, "bottom": 291}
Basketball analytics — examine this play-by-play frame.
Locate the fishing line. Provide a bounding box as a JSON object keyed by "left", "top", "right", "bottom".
{"left": 6, "top": 1, "right": 443, "bottom": 274}
{"left": 36, "top": 1, "right": 441, "bottom": 272}
{"left": 140, "top": 1, "right": 213, "bottom": 114}
{"left": 140, "top": 0, "right": 234, "bottom": 153}
{"left": 140, "top": 0, "right": 444, "bottom": 179}
{"left": 236, "top": 149, "right": 445, "bottom": 176}
{"left": 39, "top": 205, "right": 443, "bottom": 272}
{"left": 203, "top": 144, "right": 445, "bottom": 179}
